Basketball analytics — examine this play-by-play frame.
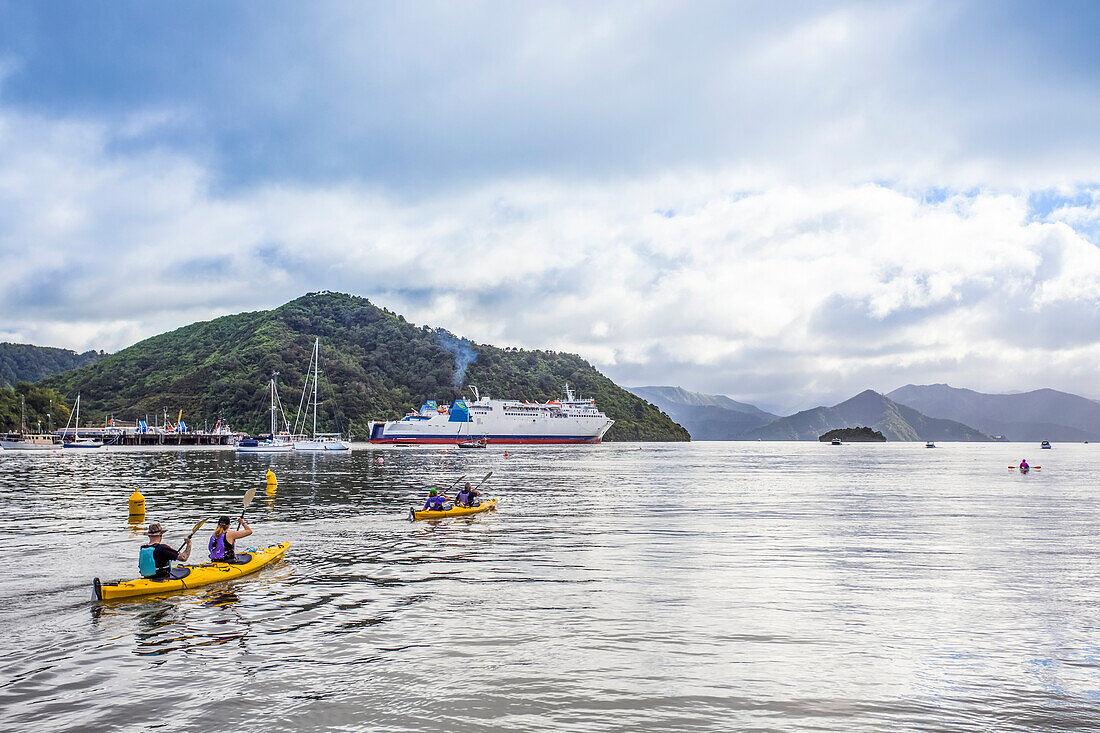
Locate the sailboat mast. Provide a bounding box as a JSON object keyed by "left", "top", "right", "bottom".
{"left": 270, "top": 373, "right": 278, "bottom": 437}
{"left": 74, "top": 395, "right": 80, "bottom": 441}
{"left": 313, "top": 338, "right": 319, "bottom": 438}
{"left": 20, "top": 395, "right": 25, "bottom": 434}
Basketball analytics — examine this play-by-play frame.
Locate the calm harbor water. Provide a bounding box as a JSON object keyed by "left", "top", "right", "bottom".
{"left": 1, "top": 441, "right": 1099, "bottom": 731}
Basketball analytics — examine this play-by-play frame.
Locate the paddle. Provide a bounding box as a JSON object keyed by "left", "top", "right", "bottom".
{"left": 177, "top": 519, "right": 207, "bottom": 552}
{"left": 236, "top": 487, "right": 257, "bottom": 529}
{"left": 444, "top": 474, "right": 467, "bottom": 492}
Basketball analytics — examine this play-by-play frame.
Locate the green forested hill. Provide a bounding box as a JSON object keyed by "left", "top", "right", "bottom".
{"left": 0, "top": 343, "right": 105, "bottom": 388}
{"left": 0, "top": 383, "right": 72, "bottom": 433}
{"left": 42, "top": 292, "right": 688, "bottom": 441}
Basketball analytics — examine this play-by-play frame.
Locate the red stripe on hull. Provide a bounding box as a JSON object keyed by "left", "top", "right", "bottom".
{"left": 369, "top": 437, "right": 603, "bottom": 445}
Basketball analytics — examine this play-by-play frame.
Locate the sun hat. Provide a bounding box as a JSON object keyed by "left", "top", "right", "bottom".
{"left": 145, "top": 522, "right": 166, "bottom": 536}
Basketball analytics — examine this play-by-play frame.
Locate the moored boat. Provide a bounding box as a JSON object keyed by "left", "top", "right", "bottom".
{"left": 62, "top": 395, "right": 103, "bottom": 449}
{"left": 291, "top": 338, "right": 350, "bottom": 451}
{"left": 1, "top": 396, "right": 62, "bottom": 451}
{"left": 237, "top": 374, "right": 294, "bottom": 453}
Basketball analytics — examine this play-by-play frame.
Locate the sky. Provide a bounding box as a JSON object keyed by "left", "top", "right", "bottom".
{"left": 2, "top": 1, "right": 1100, "bottom": 414}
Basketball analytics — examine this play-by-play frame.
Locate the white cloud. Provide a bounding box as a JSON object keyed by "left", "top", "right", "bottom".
{"left": 3, "top": 97, "right": 1100, "bottom": 414}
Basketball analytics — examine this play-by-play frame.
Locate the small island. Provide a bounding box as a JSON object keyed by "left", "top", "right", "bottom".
{"left": 819, "top": 427, "right": 886, "bottom": 442}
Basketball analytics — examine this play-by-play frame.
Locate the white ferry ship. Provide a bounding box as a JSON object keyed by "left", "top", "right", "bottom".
{"left": 369, "top": 385, "right": 614, "bottom": 445}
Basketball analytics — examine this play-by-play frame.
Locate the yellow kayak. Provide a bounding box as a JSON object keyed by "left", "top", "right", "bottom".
{"left": 94, "top": 542, "right": 290, "bottom": 600}
{"left": 410, "top": 498, "right": 499, "bottom": 521}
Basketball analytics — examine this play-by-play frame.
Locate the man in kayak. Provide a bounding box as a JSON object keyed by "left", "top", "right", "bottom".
{"left": 139, "top": 522, "right": 192, "bottom": 579}
{"left": 423, "top": 488, "right": 449, "bottom": 511}
{"left": 454, "top": 482, "right": 481, "bottom": 508}
{"left": 1020, "top": 459, "right": 1029, "bottom": 470}
{"left": 209, "top": 515, "right": 252, "bottom": 562}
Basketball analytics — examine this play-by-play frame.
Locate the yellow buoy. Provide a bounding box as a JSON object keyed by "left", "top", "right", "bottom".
{"left": 128, "top": 489, "right": 145, "bottom": 518}
{"left": 266, "top": 470, "right": 277, "bottom": 487}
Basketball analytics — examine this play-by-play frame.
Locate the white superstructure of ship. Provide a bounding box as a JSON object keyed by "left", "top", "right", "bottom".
{"left": 369, "top": 384, "right": 613, "bottom": 445}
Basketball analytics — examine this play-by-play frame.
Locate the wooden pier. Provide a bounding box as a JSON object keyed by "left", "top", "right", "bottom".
{"left": 56, "top": 428, "right": 237, "bottom": 447}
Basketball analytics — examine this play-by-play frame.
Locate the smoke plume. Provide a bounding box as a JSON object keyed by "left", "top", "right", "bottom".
{"left": 435, "top": 330, "right": 478, "bottom": 388}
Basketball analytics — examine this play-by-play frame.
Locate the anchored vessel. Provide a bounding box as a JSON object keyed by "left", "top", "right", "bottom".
{"left": 292, "top": 338, "right": 350, "bottom": 451}
{"left": 237, "top": 374, "right": 293, "bottom": 453}
{"left": 62, "top": 394, "right": 103, "bottom": 449}
{"left": 0, "top": 395, "right": 61, "bottom": 451}
{"left": 370, "top": 385, "right": 614, "bottom": 445}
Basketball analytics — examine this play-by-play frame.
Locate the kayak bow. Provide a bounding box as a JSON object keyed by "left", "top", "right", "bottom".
{"left": 93, "top": 542, "right": 290, "bottom": 600}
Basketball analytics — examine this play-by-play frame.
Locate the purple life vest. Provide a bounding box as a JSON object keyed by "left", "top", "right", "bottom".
{"left": 209, "top": 532, "right": 234, "bottom": 561}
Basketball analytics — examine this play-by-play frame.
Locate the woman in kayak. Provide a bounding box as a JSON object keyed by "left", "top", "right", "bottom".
{"left": 209, "top": 515, "right": 252, "bottom": 562}
{"left": 423, "top": 488, "right": 449, "bottom": 511}
{"left": 1019, "top": 459, "right": 1029, "bottom": 470}
{"left": 139, "top": 522, "right": 192, "bottom": 579}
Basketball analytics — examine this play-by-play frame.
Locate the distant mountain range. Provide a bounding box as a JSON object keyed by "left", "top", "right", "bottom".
{"left": 636, "top": 382, "right": 1100, "bottom": 442}
{"left": 887, "top": 384, "right": 1100, "bottom": 442}
{"left": 633, "top": 385, "right": 991, "bottom": 441}
{"left": 628, "top": 386, "right": 778, "bottom": 440}
{"left": 0, "top": 343, "right": 105, "bottom": 388}
{"left": 741, "top": 389, "right": 990, "bottom": 441}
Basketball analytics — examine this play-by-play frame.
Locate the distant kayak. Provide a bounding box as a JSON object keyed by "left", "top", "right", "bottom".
{"left": 94, "top": 542, "right": 290, "bottom": 600}
{"left": 410, "top": 498, "right": 499, "bottom": 521}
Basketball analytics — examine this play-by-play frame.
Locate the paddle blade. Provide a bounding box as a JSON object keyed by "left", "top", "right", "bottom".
{"left": 189, "top": 518, "right": 207, "bottom": 536}
{"left": 242, "top": 487, "right": 257, "bottom": 510}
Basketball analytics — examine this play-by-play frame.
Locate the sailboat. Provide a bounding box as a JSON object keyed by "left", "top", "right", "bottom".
{"left": 292, "top": 338, "right": 350, "bottom": 451}
{"left": 63, "top": 394, "right": 103, "bottom": 449}
{"left": 1, "top": 395, "right": 62, "bottom": 451}
{"left": 237, "top": 373, "right": 294, "bottom": 453}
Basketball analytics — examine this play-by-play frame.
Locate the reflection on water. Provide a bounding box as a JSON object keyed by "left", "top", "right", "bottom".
{"left": 1, "top": 443, "right": 1100, "bottom": 731}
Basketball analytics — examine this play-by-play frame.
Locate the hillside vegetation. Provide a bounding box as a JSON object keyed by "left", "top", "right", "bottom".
{"left": 0, "top": 343, "right": 104, "bottom": 388}
{"left": 42, "top": 292, "right": 688, "bottom": 441}
{"left": 0, "top": 383, "right": 72, "bottom": 432}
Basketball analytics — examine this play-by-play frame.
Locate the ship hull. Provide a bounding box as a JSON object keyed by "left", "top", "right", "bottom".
{"left": 372, "top": 435, "right": 604, "bottom": 445}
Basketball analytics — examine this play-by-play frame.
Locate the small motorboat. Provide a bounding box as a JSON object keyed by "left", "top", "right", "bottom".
{"left": 830, "top": 437, "right": 842, "bottom": 446}
{"left": 926, "top": 441, "right": 936, "bottom": 448}
{"left": 1041, "top": 440, "right": 1051, "bottom": 449}
{"left": 456, "top": 439, "right": 487, "bottom": 449}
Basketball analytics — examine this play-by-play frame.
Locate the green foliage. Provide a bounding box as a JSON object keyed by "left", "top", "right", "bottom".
{"left": 818, "top": 427, "right": 886, "bottom": 442}
{"left": 0, "top": 343, "right": 105, "bottom": 388}
{"left": 0, "top": 383, "right": 72, "bottom": 433}
{"left": 42, "top": 292, "right": 689, "bottom": 441}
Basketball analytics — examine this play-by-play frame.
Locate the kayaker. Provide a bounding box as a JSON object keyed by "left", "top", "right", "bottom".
{"left": 139, "top": 522, "right": 192, "bottom": 579}
{"left": 455, "top": 482, "right": 481, "bottom": 508}
{"left": 209, "top": 515, "right": 252, "bottom": 562}
{"left": 1020, "top": 459, "right": 1029, "bottom": 470}
{"left": 423, "top": 488, "right": 449, "bottom": 511}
